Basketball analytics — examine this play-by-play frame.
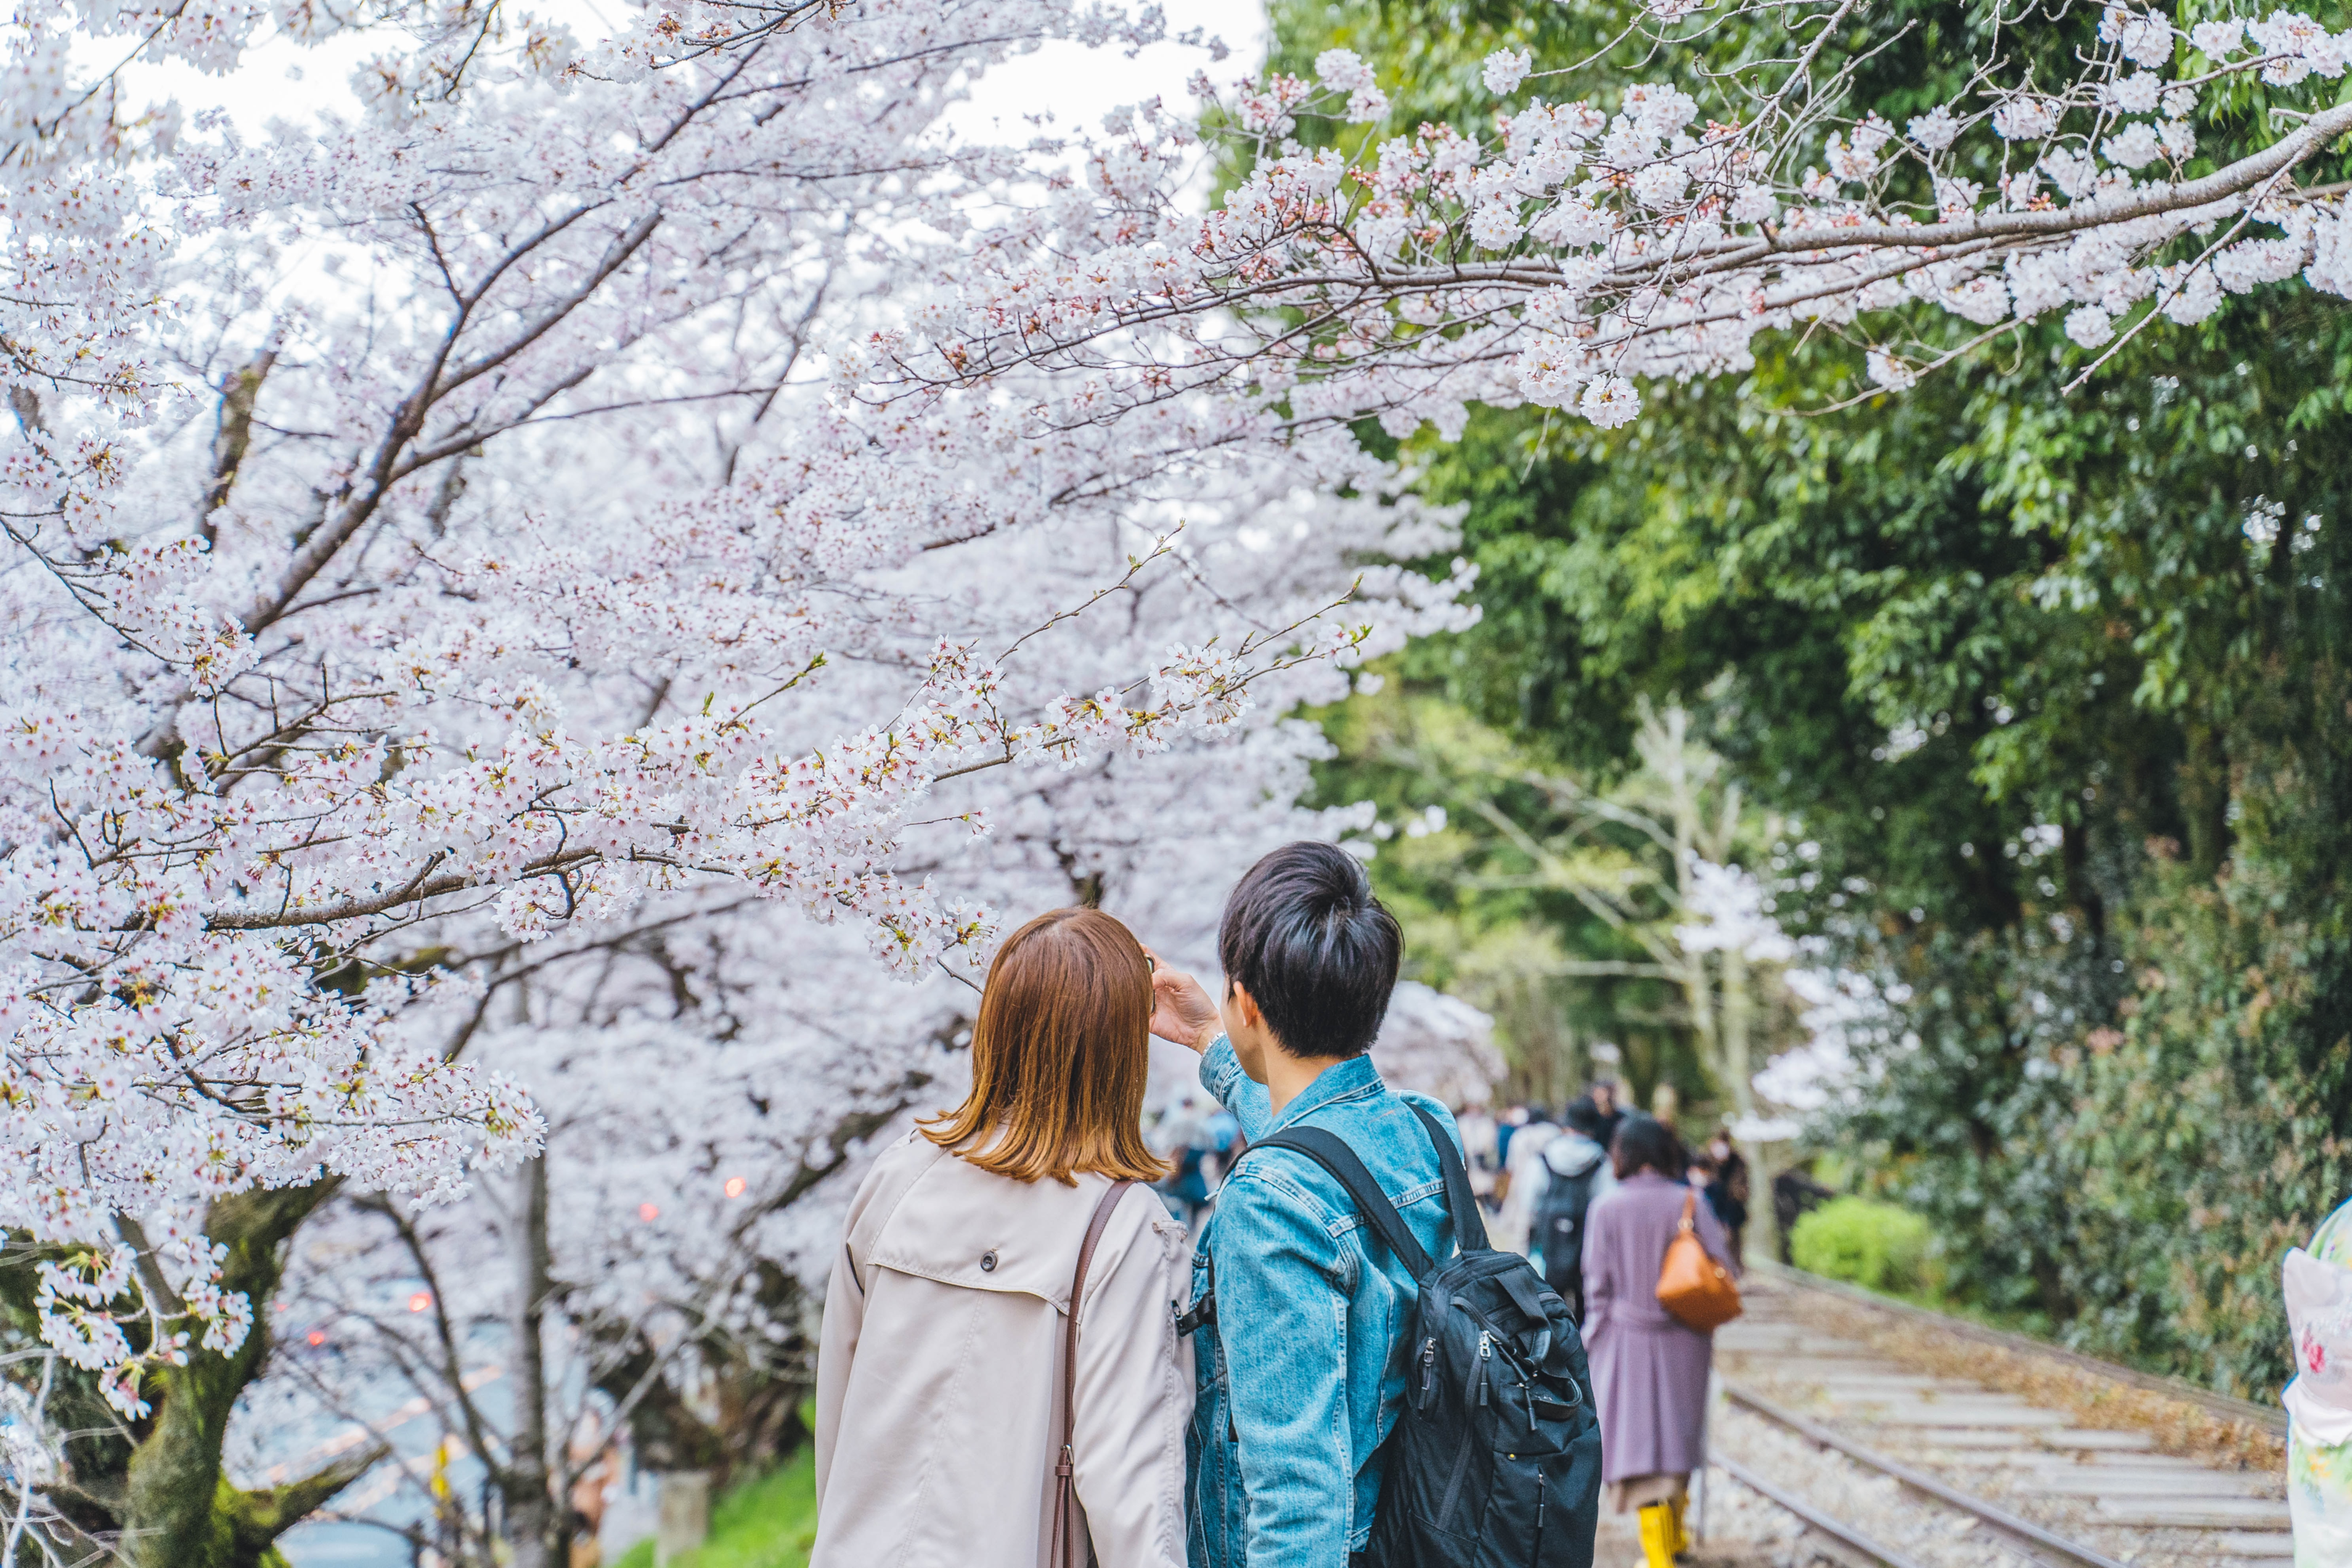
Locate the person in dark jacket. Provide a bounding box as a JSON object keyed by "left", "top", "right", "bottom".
{"left": 1773, "top": 1163, "right": 1834, "bottom": 1263}
{"left": 1695, "top": 1132, "right": 1750, "bottom": 1263}
{"left": 1588, "top": 1077, "right": 1627, "bottom": 1155}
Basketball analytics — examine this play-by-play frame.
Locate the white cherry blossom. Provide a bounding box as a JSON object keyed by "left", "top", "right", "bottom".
{"left": 866, "top": 1, "right": 2352, "bottom": 438}
{"left": 0, "top": 0, "right": 1468, "bottom": 1410}
{"left": 1484, "top": 48, "right": 1534, "bottom": 96}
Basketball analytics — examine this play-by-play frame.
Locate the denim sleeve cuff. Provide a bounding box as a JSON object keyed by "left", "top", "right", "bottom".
{"left": 1202, "top": 1034, "right": 1277, "bottom": 1142}
{"left": 1200, "top": 1032, "right": 1239, "bottom": 1098}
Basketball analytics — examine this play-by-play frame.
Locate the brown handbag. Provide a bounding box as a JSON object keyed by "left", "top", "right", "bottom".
{"left": 1654, "top": 1188, "right": 1742, "bottom": 1332}
{"left": 1048, "top": 1178, "right": 1137, "bottom": 1568}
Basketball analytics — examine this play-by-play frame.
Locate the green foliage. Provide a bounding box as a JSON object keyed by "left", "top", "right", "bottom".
{"left": 1312, "top": 681, "right": 1795, "bottom": 1114}
{"left": 1287, "top": 0, "right": 2352, "bottom": 1395}
{"left": 1789, "top": 1198, "right": 1937, "bottom": 1296}
{"left": 1311, "top": 682, "right": 1663, "bottom": 1103}
{"left": 2052, "top": 850, "right": 2352, "bottom": 1394}
{"left": 611, "top": 1448, "right": 821, "bottom": 1568}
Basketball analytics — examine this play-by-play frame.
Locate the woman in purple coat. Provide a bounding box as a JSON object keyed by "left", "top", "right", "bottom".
{"left": 1579, "top": 1113, "right": 1735, "bottom": 1567}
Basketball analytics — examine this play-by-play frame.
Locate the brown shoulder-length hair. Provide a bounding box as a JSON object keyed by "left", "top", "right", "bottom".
{"left": 920, "top": 907, "right": 1168, "bottom": 1185}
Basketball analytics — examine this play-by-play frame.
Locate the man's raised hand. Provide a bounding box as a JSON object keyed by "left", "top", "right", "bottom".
{"left": 1144, "top": 950, "right": 1222, "bottom": 1053}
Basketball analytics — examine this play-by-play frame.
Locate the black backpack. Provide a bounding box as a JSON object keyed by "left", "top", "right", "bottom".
{"left": 1250, "top": 1105, "right": 1601, "bottom": 1568}
{"left": 1531, "top": 1142, "right": 1605, "bottom": 1299}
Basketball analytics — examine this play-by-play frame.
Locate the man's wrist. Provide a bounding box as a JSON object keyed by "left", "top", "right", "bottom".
{"left": 1195, "top": 1027, "right": 1228, "bottom": 1054}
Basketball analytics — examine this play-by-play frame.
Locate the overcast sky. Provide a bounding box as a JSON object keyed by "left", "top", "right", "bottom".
{"left": 102, "top": 0, "right": 1269, "bottom": 149}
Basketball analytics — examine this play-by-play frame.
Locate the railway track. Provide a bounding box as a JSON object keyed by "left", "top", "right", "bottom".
{"left": 1651, "top": 1269, "right": 2292, "bottom": 1568}
{"left": 1710, "top": 1384, "right": 2135, "bottom": 1568}
{"left": 1747, "top": 1259, "right": 2287, "bottom": 1438}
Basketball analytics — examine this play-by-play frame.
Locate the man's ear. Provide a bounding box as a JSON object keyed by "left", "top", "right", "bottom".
{"left": 1228, "top": 980, "right": 1263, "bottom": 1031}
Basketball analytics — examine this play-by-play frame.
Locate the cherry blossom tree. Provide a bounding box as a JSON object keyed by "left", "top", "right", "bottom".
{"left": 1366, "top": 981, "right": 1506, "bottom": 1107}
{"left": 20, "top": 0, "right": 2342, "bottom": 1554}
{"left": 212, "top": 462, "right": 1466, "bottom": 1567}
{"left": 1, "top": 0, "right": 1485, "bottom": 1557}
{"left": 871, "top": 0, "right": 2352, "bottom": 436}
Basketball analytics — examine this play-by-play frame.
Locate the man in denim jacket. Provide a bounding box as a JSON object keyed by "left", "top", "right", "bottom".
{"left": 1150, "top": 842, "right": 1466, "bottom": 1568}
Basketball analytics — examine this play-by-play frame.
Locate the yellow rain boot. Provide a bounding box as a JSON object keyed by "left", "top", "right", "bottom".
{"left": 1637, "top": 1502, "right": 1677, "bottom": 1568}
{"left": 1667, "top": 1491, "right": 1692, "bottom": 1556}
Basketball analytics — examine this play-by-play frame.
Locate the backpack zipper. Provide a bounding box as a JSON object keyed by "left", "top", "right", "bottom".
{"left": 1417, "top": 1337, "right": 1438, "bottom": 1409}
{"left": 1477, "top": 1329, "right": 1492, "bottom": 1405}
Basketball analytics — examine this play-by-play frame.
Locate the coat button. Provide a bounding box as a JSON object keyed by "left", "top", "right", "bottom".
{"left": 980, "top": 1250, "right": 998, "bottom": 1273}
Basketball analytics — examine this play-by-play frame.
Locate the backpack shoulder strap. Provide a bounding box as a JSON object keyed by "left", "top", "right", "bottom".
{"left": 1409, "top": 1103, "right": 1490, "bottom": 1254}
{"left": 1252, "top": 1126, "right": 1436, "bottom": 1280}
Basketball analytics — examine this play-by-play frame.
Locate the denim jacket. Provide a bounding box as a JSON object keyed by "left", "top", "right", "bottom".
{"left": 1185, "top": 1037, "right": 1463, "bottom": 1568}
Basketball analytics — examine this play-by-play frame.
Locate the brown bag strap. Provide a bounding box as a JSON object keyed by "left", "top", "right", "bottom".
{"left": 1050, "top": 1178, "right": 1136, "bottom": 1568}
{"left": 1677, "top": 1188, "right": 1698, "bottom": 1233}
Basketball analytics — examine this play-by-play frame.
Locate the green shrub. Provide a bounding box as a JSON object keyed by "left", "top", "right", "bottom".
{"left": 1789, "top": 1197, "right": 1936, "bottom": 1296}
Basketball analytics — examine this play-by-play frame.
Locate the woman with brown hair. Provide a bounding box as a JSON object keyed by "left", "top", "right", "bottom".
{"left": 812, "top": 907, "right": 1193, "bottom": 1568}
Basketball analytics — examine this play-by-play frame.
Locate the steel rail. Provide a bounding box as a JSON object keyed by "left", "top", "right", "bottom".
{"left": 1707, "top": 1451, "right": 1937, "bottom": 1568}
{"left": 1721, "top": 1381, "right": 2136, "bottom": 1568}
{"left": 1752, "top": 1258, "right": 2287, "bottom": 1437}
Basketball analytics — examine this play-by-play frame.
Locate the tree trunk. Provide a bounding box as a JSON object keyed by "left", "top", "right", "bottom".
{"left": 1718, "top": 942, "right": 1782, "bottom": 1263}
{"left": 1720, "top": 944, "right": 1754, "bottom": 1125}
{"left": 655, "top": 1471, "right": 712, "bottom": 1564}
{"left": 505, "top": 1153, "right": 560, "bottom": 1568}
{"left": 1736, "top": 1138, "right": 1784, "bottom": 1267}
{"left": 201, "top": 351, "right": 277, "bottom": 536}
{"left": 2181, "top": 721, "right": 2233, "bottom": 881}
{"left": 116, "top": 1181, "right": 376, "bottom": 1568}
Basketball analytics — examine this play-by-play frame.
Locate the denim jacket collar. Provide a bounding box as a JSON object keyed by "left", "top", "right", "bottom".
{"left": 1266, "top": 1050, "right": 1382, "bottom": 1132}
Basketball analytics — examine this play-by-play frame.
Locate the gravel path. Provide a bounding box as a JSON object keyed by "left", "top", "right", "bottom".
{"left": 1705, "top": 1404, "right": 2041, "bottom": 1567}
{"left": 1755, "top": 1272, "right": 2284, "bottom": 1473}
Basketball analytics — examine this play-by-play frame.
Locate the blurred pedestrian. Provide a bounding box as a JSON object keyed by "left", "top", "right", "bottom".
{"left": 1581, "top": 1113, "right": 1736, "bottom": 1568}
{"left": 2286, "top": 1193, "right": 2352, "bottom": 1567}
{"left": 1531, "top": 1095, "right": 1616, "bottom": 1318}
{"left": 1162, "top": 1142, "right": 1214, "bottom": 1225}
{"left": 1772, "top": 1162, "right": 1834, "bottom": 1263}
{"left": 1496, "top": 1101, "right": 1530, "bottom": 1167}
{"left": 1492, "top": 1101, "right": 1559, "bottom": 1255}
{"left": 1588, "top": 1077, "right": 1626, "bottom": 1153}
{"left": 1698, "top": 1132, "right": 1749, "bottom": 1264}
{"left": 1455, "top": 1101, "right": 1501, "bottom": 1209}
{"left": 565, "top": 1418, "right": 618, "bottom": 1568}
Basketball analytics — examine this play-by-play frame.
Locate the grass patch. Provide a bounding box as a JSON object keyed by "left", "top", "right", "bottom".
{"left": 611, "top": 1447, "right": 818, "bottom": 1568}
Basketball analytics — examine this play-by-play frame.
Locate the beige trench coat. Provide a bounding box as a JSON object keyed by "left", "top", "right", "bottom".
{"left": 812, "top": 1131, "right": 1194, "bottom": 1568}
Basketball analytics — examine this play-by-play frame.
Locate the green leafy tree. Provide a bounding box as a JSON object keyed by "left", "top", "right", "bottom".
{"left": 1317, "top": 686, "right": 1805, "bottom": 1153}
{"left": 1291, "top": 0, "right": 2352, "bottom": 1391}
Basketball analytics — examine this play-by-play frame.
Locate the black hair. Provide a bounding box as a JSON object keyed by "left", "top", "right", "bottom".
{"left": 1609, "top": 1112, "right": 1688, "bottom": 1181}
{"left": 1217, "top": 841, "right": 1402, "bottom": 1060}
{"left": 1561, "top": 1095, "right": 1608, "bottom": 1139}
